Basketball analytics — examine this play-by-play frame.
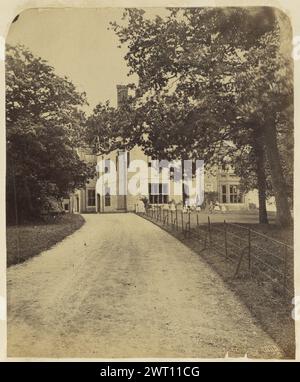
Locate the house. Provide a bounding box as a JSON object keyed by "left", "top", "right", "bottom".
{"left": 66, "top": 149, "right": 98, "bottom": 214}
{"left": 67, "top": 85, "right": 264, "bottom": 214}
{"left": 67, "top": 148, "right": 260, "bottom": 213}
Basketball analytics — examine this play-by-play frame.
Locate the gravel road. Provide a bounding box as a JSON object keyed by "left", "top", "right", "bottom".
{"left": 7, "top": 213, "right": 283, "bottom": 358}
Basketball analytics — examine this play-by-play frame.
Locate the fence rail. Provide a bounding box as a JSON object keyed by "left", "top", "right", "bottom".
{"left": 138, "top": 205, "right": 294, "bottom": 299}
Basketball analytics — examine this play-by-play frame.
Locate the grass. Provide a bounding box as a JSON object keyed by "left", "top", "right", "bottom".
{"left": 139, "top": 211, "right": 295, "bottom": 358}
{"left": 237, "top": 223, "right": 293, "bottom": 245}
{"left": 7, "top": 213, "right": 85, "bottom": 267}
{"left": 203, "top": 222, "right": 294, "bottom": 358}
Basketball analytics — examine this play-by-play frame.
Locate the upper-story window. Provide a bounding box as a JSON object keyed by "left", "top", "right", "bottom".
{"left": 104, "top": 159, "right": 110, "bottom": 173}
{"left": 170, "top": 166, "right": 175, "bottom": 180}
{"left": 116, "top": 150, "right": 129, "bottom": 169}
{"left": 148, "top": 160, "right": 172, "bottom": 178}
{"left": 127, "top": 151, "right": 130, "bottom": 168}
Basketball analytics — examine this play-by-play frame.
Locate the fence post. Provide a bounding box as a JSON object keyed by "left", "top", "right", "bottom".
{"left": 176, "top": 207, "right": 178, "bottom": 231}
{"left": 208, "top": 216, "right": 211, "bottom": 253}
{"left": 188, "top": 210, "right": 191, "bottom": 237}
{"left": 224, "top": 220, "right": 228, "bottom": 259}
{"left": 234, "top": 247, "right": 246, "bottom": 278}
{"left": 283, "top": 245, "right": 288, "bottom": 297}
{"left": 197, "top": 213, "right": 201, "bottom": 241}
{"left": 248, "top": 228, "right": 251, "bottom": 276}
{"left": 181, "top": 210, "right": 184, "bottom": 234}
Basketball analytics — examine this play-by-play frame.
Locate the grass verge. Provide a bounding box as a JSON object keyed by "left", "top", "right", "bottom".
{"left": 138, "top": 212, "right": 295, "bottom": 359}
{"left": 7, "top": 213, "right": 85, "bottom": 267}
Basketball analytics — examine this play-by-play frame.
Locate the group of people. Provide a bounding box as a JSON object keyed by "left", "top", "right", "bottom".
{"left": 181, "top": 201, "right": 226, "bottom": 214}
{"left": 136, "top": 198, "right": 227, "bottom": 214}
{"left": 207, "top": 200, "right": 227, "bottom": 214}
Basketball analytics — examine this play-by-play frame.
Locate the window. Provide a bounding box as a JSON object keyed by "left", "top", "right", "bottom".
{"left": 116, "top": 150, "right": 129, "bottom": 169}
{"left": 220, "top": 184, "right": 242, "bottom": 203}
{"left": 105, "top": 187, "right": 111, "bottom": 207}
{"left": 87, "top": 190, "right": 95, "bottom": 206}
{"left": 104, "top": 159, "right": 110, "bottom": 174}
{"left": 170, "top": 166, "right": 175, "bottom": 180}
{"left": 222, "top": 185, "right": 227, "bottom": 203}
{"left": 148, "top": 183, "right": 169, "bottom": 204}
{"left": 192, "top": 160, "right": 196, "bottom": 177}
{"left": 229, "top": 185, "right": 241, "bottom": 203}
{"left": 64, "top": 203, "right": 69, "bottom": 211}
{"left": 127, "top": 151, "right": 130, "bottom": 168}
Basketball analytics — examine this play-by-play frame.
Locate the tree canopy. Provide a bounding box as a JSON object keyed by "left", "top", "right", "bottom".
{"left": 107, "top": 7, "right": 293, "bottom": 226}
{"left": 6, "top": 44, "right": 94, "bottom": 222}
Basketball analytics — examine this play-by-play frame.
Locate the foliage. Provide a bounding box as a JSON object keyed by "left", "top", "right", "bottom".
{"left": 85, "top": 101, "right": 133, "bottom": 154}
{"left": 6, "top": 45, "right": 94, "bottom": 222}
{"left": 110, "top": 7, "right": 293, "bottom": 225}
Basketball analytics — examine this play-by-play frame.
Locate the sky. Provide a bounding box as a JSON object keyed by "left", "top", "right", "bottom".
{"left": 6, "top": 8, "right": 140, "bottom": 113}
{"left": 6, "top": 7, "right": 291, "bottom": 114}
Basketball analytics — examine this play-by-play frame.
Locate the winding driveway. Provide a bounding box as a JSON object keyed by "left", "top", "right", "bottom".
{"left": 7, "top": 213, "right": 283, "bottom": 358}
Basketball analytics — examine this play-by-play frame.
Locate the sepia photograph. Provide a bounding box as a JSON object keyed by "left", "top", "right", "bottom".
{"left": 3, "top": 4, "right": 296, "bottom": 361}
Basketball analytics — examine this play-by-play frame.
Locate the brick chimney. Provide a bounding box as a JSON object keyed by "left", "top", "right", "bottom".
{"left": 116, "top": 85, "right": 128, "bottom": 108}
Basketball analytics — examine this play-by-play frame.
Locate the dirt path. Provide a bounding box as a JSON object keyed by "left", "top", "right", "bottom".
{"left": 7, "top": 213, "right": 283, "bottom": 359}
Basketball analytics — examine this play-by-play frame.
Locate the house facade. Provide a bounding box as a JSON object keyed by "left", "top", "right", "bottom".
{"left": 64, "top": 149, "right": 98, "bottom": 214}
{"left": 65, "top": 85, "right": 272, "bottom": 214}
{"left": 66, "top": 145, "right": 263, "bottom": 214}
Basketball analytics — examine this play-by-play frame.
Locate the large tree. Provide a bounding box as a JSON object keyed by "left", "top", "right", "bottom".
{"left": 110, "top": 7, "right": 293, "bottom": 226}
{"left": 233, "top": 25, "right": 293, "bottom": 225}
{"left": 84, "top": 101, "right": 133, "bottom": 155}
{"left": 6, "top": 45, "right": 94, "bottom": 223}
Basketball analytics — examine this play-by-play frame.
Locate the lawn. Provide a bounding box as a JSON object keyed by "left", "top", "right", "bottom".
{"left": 236, "top": 222, "right": 293, "bottom": 245}
{"left": 7, "top": 213, "right": 85, "bottom": 267}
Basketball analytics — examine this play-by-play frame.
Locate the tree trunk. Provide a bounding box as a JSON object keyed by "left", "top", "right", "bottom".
{"left": 263, "top": 121, "right": 292, "bottom": 226}
{"left": 11, "top": 161, "right": 19, "bottom": 226}
{"left": 24, "top": 177, "right": 35, "bottom": 217}
{"left": 257, "top": 167, "right": 269, "bottom": 224}
{"left": 182, "top": 159, "right": 187, "bottom": 206}
{"left": 253, "top": 132, "right": 268, "bottom": 224}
